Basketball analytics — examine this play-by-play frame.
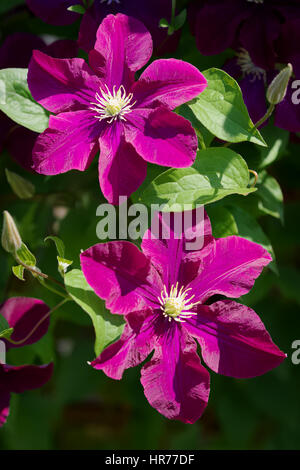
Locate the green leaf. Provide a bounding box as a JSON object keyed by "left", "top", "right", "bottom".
{"left": 206, "top": 205, "right": 238, "bottom": 238}
{"left": 0, "top": 314, "right": 13, "bottom": 340}
{"left": 65, "top": 269, "right": 125, "bottom": 356}
{"left": 0, "top": 328, "right": 14, "bottom": 340}
{"left": 179, "top": 104, "right": 214, "bottom": 148}
{"left": 141, "top": 147, "right": 256, "bottom": 211}
{"left": 12, "top": 265, "right": 25, "bottom": 281}
{"left": 227, "top": 205, "right": 277, "bottom": 273}
{"left": 173, "top": 9, "right": 187, "bottom": 31}
{"left": 258, "top": 124, "right": 289, "bottom": 169}
{"left": 188, "top": 68, "right": 266, "bottom": 146}
{"left": 5, "top": 169, "right": 35, "bottom": 199}
{"left": 256, "top": 171, "right": 284, "bottom": 222}
{"left": 44, "top": 236, "right": 65, "bottom": 258}
{"left": 16, "top": 243, "right": 36, "bottom": 267}
{"left": 57, "top": 256, "right": 73, "bottom": 277}
{"left": 0, "top": 68, "right": 49, "bottom": 133}
{"left": 0, "top": 314, "right": 9, "bottom": 333}
{"left": 159, "top": 18, "right": 169, "bottom": 28}
{"left": 67, "top": 4, "right": 86, "bottom": 14}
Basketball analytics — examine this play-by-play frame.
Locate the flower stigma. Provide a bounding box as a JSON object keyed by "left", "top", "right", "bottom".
{"left": 237, "top": 48, "right": 267, "bottom": 83}
{"left": 158, "top": 283, "right": 199, "bottom": 323}
{"left": 90, "top": 85, "right": 136, "bottom": 123}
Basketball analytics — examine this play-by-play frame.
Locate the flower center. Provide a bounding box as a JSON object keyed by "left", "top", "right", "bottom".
{"left": 158, "top": 283, "right": 199, "bottom": 323}
{"left": 90, "top": 85, "right": 136, "bottom": 123}
{"left": 237, "top": 48, "right": 266, "bottom": 83}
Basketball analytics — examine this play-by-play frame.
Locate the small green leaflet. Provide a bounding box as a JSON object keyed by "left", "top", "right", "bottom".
{"left": 0, "top": 68, "right": 49, "bottom": 133}
{"left": 12, "top": 265, "right": 25, "bottom": 281}
{"left": 44, "top": 236, "right": 73, "bottom": 277}
{"left": 5, "top": 169, "right": 35, "bottom": 199}
{"left": 16, "top": 243, "right": 36, "bottom": 267}
{"left": 0, "top": 314, "right": 14, "bottom": 340}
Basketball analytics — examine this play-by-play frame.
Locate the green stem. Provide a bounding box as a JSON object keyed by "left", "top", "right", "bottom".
{"left": 196, "top": 130, "right": 206, "bottom": 150}
{"left": 171, "top": 0, "right": 176, "bottom": 22}
{"left": 6, "top": 298, "right": 69, "bottom": 346}
{"left": 15, "top": 256, "right": 65, "bottom": 290}
{"left": 38, "top": 278, "right": 70, "bottom": 300}
{"left": 254, "top": 104, "right": 275, "bottom": 129}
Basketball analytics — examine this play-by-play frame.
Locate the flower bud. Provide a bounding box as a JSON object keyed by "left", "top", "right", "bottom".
{"left": 1, "top": 211, "right": 22, "bottom": 254}
{"left": 267, "top": 64, "right": 293, "bottom": 105}
{"left": 5, "top": 169, "right": 35, "bottom": 199}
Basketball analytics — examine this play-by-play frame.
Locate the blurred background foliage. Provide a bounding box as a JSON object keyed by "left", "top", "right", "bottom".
{"left": 0, "top": 0, "right": 299, "bottom": 450}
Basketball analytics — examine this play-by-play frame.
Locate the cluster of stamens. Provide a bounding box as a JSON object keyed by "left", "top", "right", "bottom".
{"left": 247, "top": 0, "right": 264, "bottom": 4}
{"left": 90, "top": 85, "right": 136, "bottom": 124}
{"left": 237, "top": 48, "right": 267, "bottom": 83}
{"left": 158, "top": 283, "right": 200, "bottom": 323}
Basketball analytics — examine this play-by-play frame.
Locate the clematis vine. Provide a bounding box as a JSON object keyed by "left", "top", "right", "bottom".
{"left": 80, "top": 210, "right": 286, "bottom": 423}
{"left": 28, "top": 14, "right": 207, "bottom": 204}
{"left": 0, "top": 297, "right": 53, "bottom": 427}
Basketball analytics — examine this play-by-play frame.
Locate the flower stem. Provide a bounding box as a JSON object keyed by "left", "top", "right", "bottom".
{"left": 6, "top": 298, "right": 69, "bottom": 346}
{"left": 254, "top": 104, "right": 275, "bottom": 129}
{"left": 15, "top": 256, "right": 65, "bottom": 290}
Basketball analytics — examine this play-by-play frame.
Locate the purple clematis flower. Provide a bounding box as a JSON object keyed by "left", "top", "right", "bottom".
{"left": 189, "top": 0, "right": 300, "bottom": 70}
{"left": 0, "top": 297, "right": 53, "bottom": 427}
{"left": 28, "top": 14, "right": 207, "bottom": 204}
{"left": 80, "top": 210, "right": 286, "bottom": 423}
{"left": 223, "top": 37, "right": 300, "bottom": 133}
{"left": 0, "top": 33, "right": 78, "bottom": 170}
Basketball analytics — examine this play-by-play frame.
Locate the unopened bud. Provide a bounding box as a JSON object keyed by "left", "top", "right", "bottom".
{"left": 5, "top": 169, "right": 35, "bottom": 199}
{"left": 1, "top": 211, "right": 22, "bottom": 254}
{"left": 267, "top": 64, "right": 293, "bottom": 105}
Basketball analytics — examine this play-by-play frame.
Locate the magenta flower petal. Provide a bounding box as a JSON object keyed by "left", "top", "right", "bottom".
{"left": 0, "top": 297, "right": 50, "bottom": 349}
{"left": 91, "top": 311, "right": 155, "bottom": 380}
{"left": 141, "top": 209, "right": 213, "bottom": 287}
{"left": 0, "top": 393, "right": 10, "bottom": 428}
{"left": 80, "top": 242, "right": 163, "bottom": 315}
{"left": 185, "top": 300, "right": 286, "bottom": 379}
{"left": 188, "top": 236, "right": 272, "bottom": 303}
{"left": 28, "top": 50, "right": 102, "bottom": 114}
{"left": 0, "top": 363, "right": 53, "bottom": 394}
{"left": 89, "top": 14, "right": 152, "bottom": 89}
{"left": 125, "top": 108, "right": 197, "bottom": 168}
{"left": 141, "top": 328, "right": 210, "bottom": 424}
{"left": 32, "top": 111, "right": 101, "bottom": 174}
{"left": 132, "top": 59, "right": 207, "bottom": 110}
{"left": 98, "top": 122, "right": 147, "bottom": 204}
{"left": 26, "top": 0, "right": 80, "bottom": 26}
